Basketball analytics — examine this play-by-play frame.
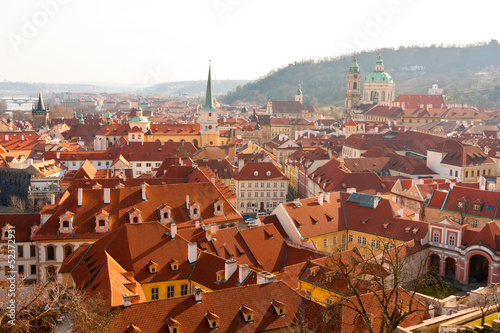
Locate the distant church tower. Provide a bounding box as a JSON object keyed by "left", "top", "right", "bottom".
{"left": 295, "top": 82, "right": 303, "bottom": 104}
{"left": 200, "top": 61, "right": 219, "bottom": 146}
{"left": 344, "top": 54, "right": 362, "bottom": 117}
{"left": 32, "top": 91, "right": 49, "bottom": 131}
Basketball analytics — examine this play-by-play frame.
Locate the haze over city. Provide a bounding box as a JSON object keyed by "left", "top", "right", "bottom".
{"left": 1, "top": 0, "right": 498, "bottom": 85}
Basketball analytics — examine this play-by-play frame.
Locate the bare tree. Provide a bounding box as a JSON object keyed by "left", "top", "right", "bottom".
{"left": 49, "top": 107, "right": 73, "bottom": 120}
{"left": 0, "top": 279, "right": 117, "bottom": 333}
{"left": 313, "top": 238, "right": 433, "bottom": 333}
{"left": 10, "top": 196, "right": 26, "bottom": 213}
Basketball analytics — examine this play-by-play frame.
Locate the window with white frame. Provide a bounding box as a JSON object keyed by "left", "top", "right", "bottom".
{"left": 433, "top": 231, "right": 440, "bottom": 243}
{"left": 323, "top": 239, "right": 328, "bottom": 247}
{"left": 448, "top": 234, "right": 456, "bottom": 246}
{"left": 348, "top": 235, "right": 353, "bottom": 243}
{"left": 357, "top": 236, "right": 362, "bottom": 244}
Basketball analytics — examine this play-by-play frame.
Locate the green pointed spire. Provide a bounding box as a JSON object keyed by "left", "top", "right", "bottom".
{"left": 202, "top": 61, "right": 216, "bottom": 111}
{"left": 349, "top": 54, "right": 360, "bottom": 73}
{"left": 296, "top": 81, "right": 303, "bottom": 95}
{"left": 79, "top": 110, "right": 85, "bottom": 125}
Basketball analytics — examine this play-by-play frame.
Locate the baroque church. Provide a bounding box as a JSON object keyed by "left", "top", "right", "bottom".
{"left": 344, "top": 54, "right": 395, "bottom": 119}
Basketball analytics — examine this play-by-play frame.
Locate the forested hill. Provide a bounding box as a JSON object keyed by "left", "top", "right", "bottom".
{"left": 222, "top": 41, "right": 500, "bottom": 108}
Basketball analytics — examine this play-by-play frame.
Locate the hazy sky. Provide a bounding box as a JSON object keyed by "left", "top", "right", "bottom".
{"left": 1, "top": 0, "right": 498, "bottom": 86}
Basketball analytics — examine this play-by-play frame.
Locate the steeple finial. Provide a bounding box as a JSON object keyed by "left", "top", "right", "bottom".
{"left": 297, "top": 80, "right": 303, "bottom": 95}
{"left": 202, "top": 60, "right": 216, "bottom": 111}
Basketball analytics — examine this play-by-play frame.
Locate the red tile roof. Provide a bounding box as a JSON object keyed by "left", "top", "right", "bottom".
{"left": 396, "top": 94, "right": 446, "bottom": 109}
{"left": 234, "top": 162, "right": 288, "bottom": 181}
{"left": 32, "top": 182, "right": 242, "bottom": 241}
{"left": 111, "top": 281, "right": 327, "bottom": 333}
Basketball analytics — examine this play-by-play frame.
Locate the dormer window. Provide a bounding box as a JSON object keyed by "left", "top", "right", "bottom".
{"left": 266, "top": 171, "right": 271, "bottom": 176}
{"left": 254, "top": 171, "right": 258, "bottom": 176}
{"left": 473, "top": 202, "right": 484, "bottom": 212}
{"left": 205, "top": 311, "right": 220, "bottom": 330}
{"left": 309, "top": 266, "right": 319, "bottom": 277}
{"left": 213, "top": 200, "right": 223, "bottom": 216}
{"left": 59, "top": 211, "right": 75, "bottom": 233}
{"left": 1, "top": 224, "right": 13, "bottom": 241}
{"left": 158, "top": 204, "right": 172, "bottom": 224}
{"left": 170, "top": 258, "right": 179, "bottom": 271}
{"left": 325, "top": 272, "right": 335, "bottom": 283}
{"left": 216, "top": 270, "right": 224, "bottom": 282}
{"left": 272, "top": 300, "right": 286, "bottom": 317}
{"left": 147, "top": 260, "right": 158, "bottom": 274}
{"left": 240, "top": 305, "right": 254, "bottom": 323}
{"left": 189, "top": 201, "right": 201, "bottom": 220}
{"left": 165, "top": 317, "right": 181, "bottom": 333}
{"left": 94, "top": 209, "right": 110, "bottom": 233}
{"left": 128, "top": 207, "right": 142, "bottom": 224}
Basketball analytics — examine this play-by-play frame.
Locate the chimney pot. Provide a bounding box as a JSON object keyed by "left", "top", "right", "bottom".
{"left": 188, "top": 242, "right": 197, "bottom": 263}
{"left": 122, "top": 293, "right": 131, "bottom": 308}
{"left": 104, "top": 188, "right": 111, "bottom": 204}
{"left": 171, "top": 223, "right": 177, "bottom": 239}
{"left": 225, "top": 259, "right": 237, "bottom": 281}
{"left": 77, "top": 188, "right": 83, "bottom": 206}
{"left": 238, "top": 264, "right": 250, "bottom": 284}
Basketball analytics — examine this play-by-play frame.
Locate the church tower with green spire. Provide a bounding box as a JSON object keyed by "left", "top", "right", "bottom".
{"left": 200, "top": 61, "right": 219, "bottom": 146}
{"left": 295, "top": 81, "right": 303, "bottom": 104}
{"left": 32, "top": 91, "right": 50, "bottom": 131}
{"left": 344, "top": 54, "right": 362, "bottom": 118}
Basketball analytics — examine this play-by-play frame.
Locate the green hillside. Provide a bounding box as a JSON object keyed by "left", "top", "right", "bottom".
{"left": 222, "top": 41, "right": 500, "bottom": 108}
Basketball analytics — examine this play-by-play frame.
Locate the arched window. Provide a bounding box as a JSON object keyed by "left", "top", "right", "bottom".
{"left": 47, "top": 245, "right": 55, "bottom": 261}
{"left": 381, "top": 91, "right": 385, "bottom": 101}
{"left": 132, "top": 134, "right": 135, "bottom": 139}
{"left": 64, "top": 245, "right": 73, "bottom": 259}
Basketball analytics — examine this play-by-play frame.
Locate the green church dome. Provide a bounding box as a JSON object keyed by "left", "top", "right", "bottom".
{"left": 129, "top": 116, "right": 150, "bottom": 123}
{"left": 364, "top": 71, "right": 393, "bottom": 83}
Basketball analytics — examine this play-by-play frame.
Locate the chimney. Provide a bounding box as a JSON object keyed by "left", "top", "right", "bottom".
{"left": 414, "top": 211, "right": 420, "bottom": 221}
{"left": 122, "top": 293, "right": 131, "bottom": 308}
{"left": 171, "top": 223, "right": 177, "bottom": 239}
{"left": 293, "top": 197, "right": 301, "bottom": 207}
{"left": 141, "top": 183, "right": 147, "bottom": 201}
{"left": 450, "top": 183, "right": 455, "bottom": 190}
{"left": 50, "top": 193, "right": 55, "bottom": 205}
{"left": 4, "top": 134, "right": 8, "bottom": 141}
{"left": 325, "top": 192, "right": 331, "bottom": 203}
{"left": 257, "top": 271, "right": 276, "bottom": 285}
{"left": 372, "top": 196, "right": 379, "bottom": 209}
{"left": 210, "top": 177, "right": 215, "bottom": 184}
{"left": 225, "top": 259, "right": 237, "bottom": 280}
{"left": 192, "top": 286, "right": 202, "bottom": 303}
{"left": 399, "top": 206, "right": 404, "bottom": 217}
{"left": 21, "top": 134, "right": 24, "bottom": 141}
{"left": 205, "top": 229, "right": 212, "bottom": 242}
{"left": 78, "top": 188, "right": 83, "bottom": 206}
{"left": 238, "top": 264, "right": 250, "bottom": 284}
{"left": 186, "top": 195, "right": 190, "bottom": 208}
{"left": 188, "top": 242, "right": 197, "bottom": 263}
{"left": 195, "top": 220, "right": 200, "bottom": 228}
{"left": 104, "top": 188, "right": 111, "bottom": 204}
{"left": 318, "top": 193, "right": 324, "bottom": 206}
